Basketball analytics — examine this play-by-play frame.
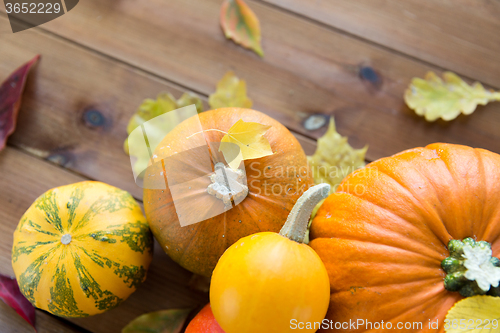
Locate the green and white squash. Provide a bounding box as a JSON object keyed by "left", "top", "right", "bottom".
{"left": 12, "top": 181, "right": 153, "bottom": 317}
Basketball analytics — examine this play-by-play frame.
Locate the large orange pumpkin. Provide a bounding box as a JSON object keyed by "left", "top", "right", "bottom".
{"left": 310, "top": 143, "right": 500, "bottom": 332}
{"left": 144, "top": 108, "right": 313, "bottom": 276}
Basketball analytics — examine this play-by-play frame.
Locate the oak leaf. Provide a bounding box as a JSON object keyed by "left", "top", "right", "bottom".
{"left": 405, "top": 72, "right": 500, "bottom": 122}
{"left": 445, "top": 296, "right": 500, "bottom": 332}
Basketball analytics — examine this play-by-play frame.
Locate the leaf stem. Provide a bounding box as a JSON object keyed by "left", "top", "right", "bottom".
{"left": 186, "top": 128, "right": 228, "bottom": 139}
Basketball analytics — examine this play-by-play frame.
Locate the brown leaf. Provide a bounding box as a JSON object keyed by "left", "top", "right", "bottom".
{"left": 0, "top": 274, "right": 36, "bottom": 331}
{"left": 0, "top": 55, "right": 40, "bottom": 152}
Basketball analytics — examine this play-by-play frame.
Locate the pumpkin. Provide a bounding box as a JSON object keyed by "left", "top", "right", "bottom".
{"left": 185, "top": 304, "right": 225, "bottom": 333}
{"left": 143, "top": 108, "right": 313, "bottom": 277}
{"left": 210, "top": 184, "right": 331, "bottom": 333}
{"left": 310, "top": 143, "right": 500, "bottom": 332}
{"left": 12, "top": 181, "right": 153, "bottom": 317}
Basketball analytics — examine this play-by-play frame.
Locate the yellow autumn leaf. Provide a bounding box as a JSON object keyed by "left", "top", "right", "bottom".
{"left": 304, "top": 117, "right": 367, "bottom": 243}
{"left": 209, "top": 71, "right": 253, "bottom": 109}
{"left": 445, "top": 296, "right": 500, "bottom": 332}
{"left": 220, "top": 119, "right": 273, "bottom": 170}
{"left": 124, "top": 92, "right": 203, "bottom": 177}
{"left": 405, "top": 72, "right": 500, "bottom": 122}
{"left": 308, "top": 117, "right": 367, "bottom": 194}
{"left": 220, "top": 0, "right": 264, "bottom": 57}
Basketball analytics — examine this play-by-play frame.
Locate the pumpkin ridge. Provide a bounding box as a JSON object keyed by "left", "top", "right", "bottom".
{"left": 12, "top": 240, "right": 56, "bottom": 263}
{"left": 72, "top": 191, "right": 136, "bottom": 233}
{"left": 18, "top": 250, "right": 53, "bottom": 304}
{"left": 66, "top": 187, "right": 84, "bottom": 230}
{"left": 473, "top": 149, "right": 500, "bottom": 242}
{"left": 474, "top": 149, "right": 487, "bottom": 237}
{"left": 317, "top": 232, "right": 445, "bottom": 264}
{"left": 49, "top": 260, "right": 89, "bottom": 317}
{"left": 335, "top": 276, "right": 444, "bottom": 290}
{"left": 431, "top": 146, "right": 475, "bottom": 239}
{"left": 176, "top": 220, "right": 215, "bottom": 265}
{"left": 315, "top": 195, "right": 447, "bottom": 260}
{"left": 247, "top": 190, "right": 288, "bottom": 207}
{"left": 328, "top": 280, "right": 454, "bottom": 333}
{"left": 100, "top": 221, "right": 152, "bottom": 254}
{"left": 35, "top": 190, "right": 64, "bottom": 234}
{"left": 371, "top": 290, "right": 451, "bottom": 332}
{"left": 352, "top": 165, "right": 452, "bottom": 246}
{"left": 77, "top": 245, "right": 147, "bottom": 289}
{"left": 320, "top": 238, "right": 443, "bottom": 268}
{"left": 231, "top": 196, "right": 263, "bottom": 233}
{"left": 69, "top": 248, "right": 121, "bottom": 306}
{"left": 25, "top": 218, "right": 58, "bottom": 237}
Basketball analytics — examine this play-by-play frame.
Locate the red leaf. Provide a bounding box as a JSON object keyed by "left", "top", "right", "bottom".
{"left": 0, "top": 55, "right": 40, "bottom": 152}
{"left": 0, "top": 274, "right": 36, "bottom": 331}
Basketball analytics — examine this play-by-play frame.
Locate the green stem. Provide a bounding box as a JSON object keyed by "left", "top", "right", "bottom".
{"left": 442, "top": 237, "right": 500, "bottom": 297}
{"left": 279, "top": 184, "right": 330, "bottom": 244}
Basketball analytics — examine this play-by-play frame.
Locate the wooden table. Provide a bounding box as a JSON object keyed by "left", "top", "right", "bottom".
{"left": 1, "top": 1, "right": 499, "bottom": 332}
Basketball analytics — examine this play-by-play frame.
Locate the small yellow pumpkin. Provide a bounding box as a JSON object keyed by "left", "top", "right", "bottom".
{"left": 12, "top": 181, "right": 153, "bottom": 317}
{"left": 210, "top": 184, "right": 331, "bottom": 333}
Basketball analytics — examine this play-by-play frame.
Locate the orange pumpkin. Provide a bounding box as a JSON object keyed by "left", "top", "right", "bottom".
{"left": 210, "top": 184, "right": 331, "bottom": 333}
{"left": 144, "top": 108, "right": 313, "bottom": 276}
{"left": 310, "top": 143, "right": 500, "bottom": 332}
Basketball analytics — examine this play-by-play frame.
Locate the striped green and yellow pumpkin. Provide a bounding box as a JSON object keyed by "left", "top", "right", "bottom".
{"left": 12, "top": 181, "right": 153, "bottom": 317}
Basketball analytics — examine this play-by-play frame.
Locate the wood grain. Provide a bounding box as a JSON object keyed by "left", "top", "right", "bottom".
{"left": 262, "top": 0, "right": 500, "bottom": 89}
{"left": 0, "top": 147, "right": 208, "bottom": 333}
{"left": 0, "top": 15, "right": 317, "bottom": 201}
{"left": 2, "top": 0, "right": 499, "bottom": 160}
{"left": 0, "top": 301, "right": 86, "bottom": 333}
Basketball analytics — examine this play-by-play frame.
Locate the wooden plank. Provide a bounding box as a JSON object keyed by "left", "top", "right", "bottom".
{"left": 0, "top": 14, "right": 317, "bottom": 202}
{"left": 0, "top": 301, "right": 86, "bottom": 333}
{"left": 262, "top": 0, "right": 500, "bottom": 89}
{"left": 2, "top": 0, "right": 499, "bottom": 160}
{"left": 0, "top": 147, "right": 208, "bottom": 333}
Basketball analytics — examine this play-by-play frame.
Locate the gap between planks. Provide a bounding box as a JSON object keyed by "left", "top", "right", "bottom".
{"left": 253, "top": 0, "right": 500, "bottom": 91}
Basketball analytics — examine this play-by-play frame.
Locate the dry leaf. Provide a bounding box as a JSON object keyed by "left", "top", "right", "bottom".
{"left": 445, "top": 296, "right": 500, "bottom": 332}
{"left": 219, "top": 119, "right": 273, "bottom": 170}
{"left": 308, "top": 117, "right": 367, "bottom": 193}
{"left": 405, "top": 72, "right": 500, "bottom": 122}
{"left": 209, "top": 71, "right": 252, "bottom": 110}
{"left": 122, "top": 308, "right": 191, "bottom": 333}
{"left": 220, "top": 0, "right": 264, "bottom": 57}
{"left": 305, "top": 117, "right": 367, "bottom": 243}
{"left": 0, "top": 55, "right": 39, "bottom": 152}
{"left": 124, "top": 92, "right": 203, "bottom": 177}
{"left": 0, "top": 274, "right": 36, "bottom": 331}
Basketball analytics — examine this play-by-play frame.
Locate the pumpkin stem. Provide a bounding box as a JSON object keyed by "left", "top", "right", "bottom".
{"left": 279, "top": 183, "right": 330, "bottom": 244}
{"left": 207, "top": 162, "right": 248, "bottom": 209}
{"left": 61, "top": 234, "right": 72, "bottom": 245}
{"left": 442, "top": 238, "right": 500, "bottom": 297}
